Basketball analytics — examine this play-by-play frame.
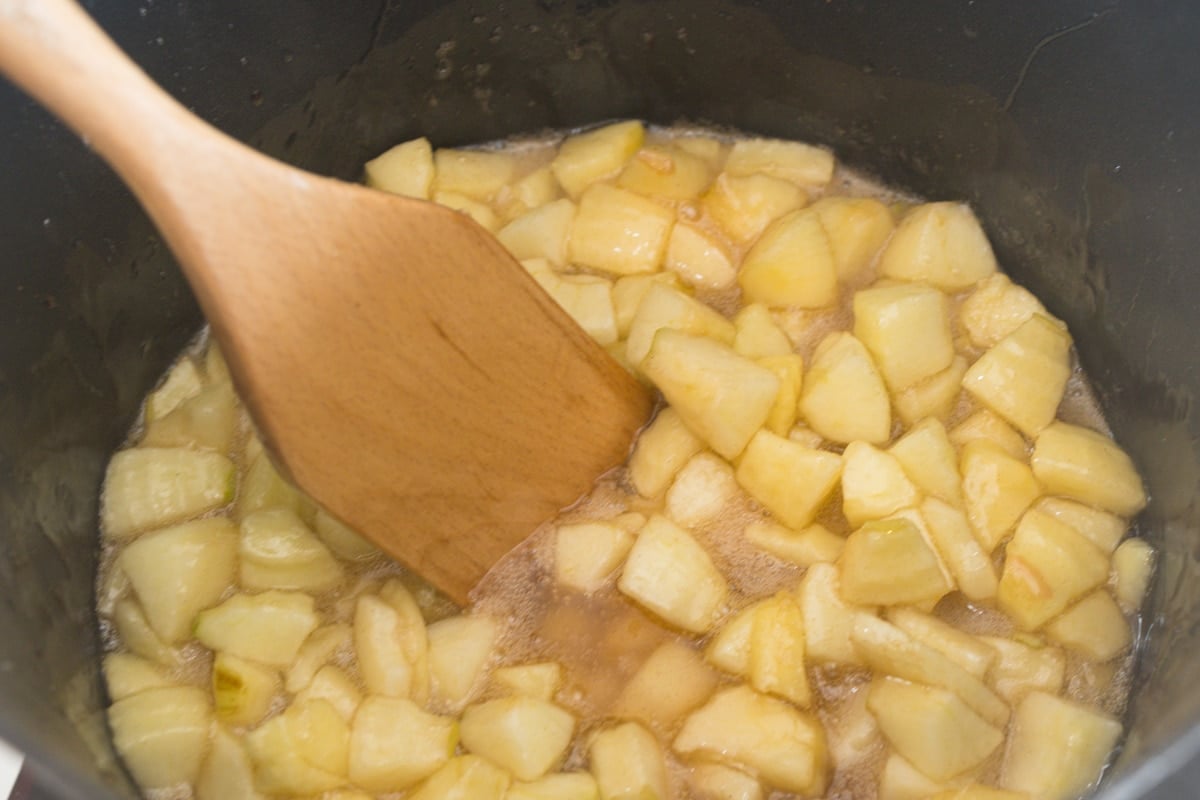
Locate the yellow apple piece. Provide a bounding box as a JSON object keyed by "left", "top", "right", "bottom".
{"left": 235, "top": 449, "right": 310, "bottom": 521}
{"left": 365, "top": 137, "right": 434, "bottom": 199}
{"left": 758, "top": 354, "right": 804, "bottom": 436}
{"left": 748, "top": 591, "right": 811, "bottom": 706}
{"left": 890, "top": 418, "right": 963, "bottom": 507}
{"left": 612, "top": 271, "right": 685, "bottom": 338}
{"left": 949, "top": 409, "right": 1027, "bottom": 460}
{"left": 1031, "top": 421, "right": 1147, "bottom": 517}
{"left": 102, "top": 447, "right": 236, "bottom": 538}
{"left": 212, "top": 652, "right": 279, "bottom": 727}
{"left": 427, "top": 614, "right": 499, "bottom": 712}
{"left": 590, "top": 721, "right": 669, "bottom": 800}
{"left": 665, "top": 222, "right": 737, "bottom": 290}
{"left": 497, "top": 165, "right": 561, "bottom": 221}
{"left": 348, "top": 696, "right": 458, "bottom": 793}
{"left": 353, "top": 593, "right": 426, "bottom": 699}
{"left": 628, "top": 407, "right": 704, "bottom": 498}
{"left": 723, "top": 137, "right": 835, "bottom": 187}
{"left": 194, "top": 590, "right": 319, "bottom": 667}
{"left": 796, "top": 562, "right": 866, "bottom": 667}
{"left": 885, "top": 607, "right": 995, "bottom": 680}
{"left": 239, "top": 508, "right": 344, "bottom": 592}
{"left": 703, "top": 172, "right": 807, "bottom": 243}
{"left": 625, "top": 282, "right": 736, "bottom": 367}
{"left": 555, "top": 520, "right": 636, "bottom": 593}
{"left": 108, "top": 685, "right": 212, "bottom": 791}
{"left": 1112, "top": 538, "right": 1155, "bottom": 612}
{"left": 144, "top": 355, "right": 203, "bottom": 420}
{"left": 613, "top": 640, "right": 720, "bottom": 730}
{"left": 112, "top": 598, "right": 182, "bottom": 668}
{"left": 1043, "top": 590, "right": 1131, "bottom": 661}
{"left": 960, "top": 272, "right": 1047, "bottom": 349}
{"left": 738, "top": 208, "right": 837, "bottom": 308}
{"left": 491, "top": 662, "right": 563, "bottom": 702}
{"left": 141, "top": 378, "right": 237, "bottom": 453}
{"left": 979, "top": 636, "right": 1065, "bottom": 705}
{"left": 960, "top": 440, "right": 1041, "bottom": 552}
{"left": 810, "top": 196, "right": 895, "bottom": 281}
{"left": 665, "top": 452, "right": 741, "bottom": 528}
{"left": 893, "top": 355, "right": 968, "bottom": 427}
{"left": 879, "top": 201, "right": 997, "bottom": 290}
{"left": 878, "top": 753, "right": 954, "bottom": 800}
{"left": 507, "top": 772, "right": 600, "bottom": 800}
{"left": 617, "top": 145, "right": 715, "bottom": 200}
{"left": 539, "top": 273, "right": 619, "bottom": 346}
{"left": 460, "top": 696, "right": 575, "bottom": 781}
{"left": 854, "top": 283, "right": 954, "bottom": 391}
{"left": 735, "top": 430, "right": 842, "bottom": 529}
{"left": 840, "top": 441, "right": 921, "bottom": 527}
{"left": 102, "top": 653, "right": 172, "bottom": 702}
{"left": 838, "top": 517, "right": 952, "bottom": 606}
{"left": 295, "top": 665, "right": 362, "bottom": 722}
{"left": 551, "top": 120, "right": 645, "bottom": 198}
{"left": 568, "top": 184, "right": 675, "bottom": 275}
{"left": 286, "top": 623, "right": 352, "bottom": 693}
{"left": 745, "top": 520, "right": 845, "bottom": 567}
{"left": 689, "top": 763, "right": 763, "bottom": 800}
{"left": 433, "top": 148, "right": 519, "bottom": 201}
{"left": 733, "top": 304, "right": 793, "bottom": 359}
{"left": 496, "top": 197, "right": 576, "bottom": 265}
{"left": 798, "top": 332, "right": 891, "bottom": 445}
{"left": 704, "top": 601, "right": 758, "bottom": 677}
{"left": 196, "top": 726, "right": 261, "bottom": 800}
{"left": 313, "top": 509, "right": 380, "bottom": 561}
{"left": 248, "top": 699, "right": 351, "bottom": 793}
{"left": 408, "top": 754, "right": 511, "bottom": 800}
{"left": 433, "top": 190, "right": 499, "bottom": 231}
{"left": 1033, "top": 496, "right": 1127, "bottom": 554}
{"left": 921, "top": 497, "right": 998, "bottom": 601}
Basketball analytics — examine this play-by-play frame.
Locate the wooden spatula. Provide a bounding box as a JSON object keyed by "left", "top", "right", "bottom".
{"left": 0, "top": 0, "right": 652, "bottom": 604}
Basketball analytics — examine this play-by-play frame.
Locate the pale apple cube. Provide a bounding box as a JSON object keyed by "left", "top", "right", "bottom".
{"left": 826, "top": 687, "right": 880, "bottom": 771}
{"left": 625, "top": 282, "right": 736, "bottom": 368}
{"left": 1044, "top": 590, "right": 1131, "bottom": 661}
{"left": 949, "top": 410, "right": 1028, "bottom": 460}
{"left": 960, "top": 273, "right": 1047, "bottom": 349}
{"left": 641, "top": 330, "right": 779, "bottom": 460}
{"left": 543, "top": 273, "right": 619, "bottom": 346}
{"left": 196, "top": 726, "right": 261, "bottom": 800}
{"left": 235, "top": 450, "right": 310, "bottom": 521}
{"left": 591, "top": 721, "right": 669, "bottom": 800}
{"left": 612, "top": 271, "right": 686, "bottom": 338}
{"left": 854, "top": 283, "right": 955, "bottom": 391}
{"left": 690, "top": 763, "right": 762, "bottom": 800}
{"left": 878, "top": 753, "right": 952, "bottom": 800}
{"left": 666, "top": 222, "right": 737, "bottom": 290}
{"left": 979, "top": 636, "right": 1066, "bottom": 705}
{"left": 212, "top": 652, "right": 278, "bottom": 727}
{"left": 507, "top": 772, "right": 600, "bottom": 800}
{"left": 704, "top": 172, "right": 807, "bottom": 243}
{"left": 745, "top": 520, "right": 844, "bottom": 566}
{"left": 733, "top": 304, "right": 794, "bottom": 359}
{"left": 890, "top": 418, "right": 963, "bottom": 507}
{"left": 202, "top": 341, "right": 230, "bottom": 384}
{"left": 239, "top": 508, "right": 343, "bottom": 592}
{"left": 491, "top": 662, "right": 563, "bottom": 702}
{"left": 614, "top": 640, "right": 720, "bottom": 729}
{"left": 103, "top": 653, "right": 172, "bottom": 702}
{"left": 705, "top": 602, "right": 757, "bottom": 676}
{"left": 497, "top": 165, "right": 562, "bottom": 221}
{"left": 879, "top": 202, "right": 997, "bottom": 290}
{"left": 886, "top": 607, "right": 996, "bottom": 679}
{"left": 433, "top": 190, "right": 500, "bottom": 231}
{"left": 428, "top": 615, "right": 499, "bottom": 712}
{"left": 675, "top": 135, "right": 725, "bottom": 165}
{"left": 797, "top": 562, "right": 865, "bottom": 667}
{"left": 287, "top": 623, "right": 351, "bottom": 692}
{"left": 788, "top": 424, "right": 825, "bottom": 449}
{"left": 1113, "top": 538, "right": 1155, "bottom": 612}
{"left": 759, "top": 354, "right": 805, "bottom": 436}
{"left": 960, "top": 440, "right": 1041, "bottom": 552}
{"left": 497, "top": 198, "right": 577, "bottom": 266}
{"left": 839, "top": 517, "right": 951, "bottom": 606}
{"left": 349, "top": 696, "right": 457, "bottom": 793}
{"left": 665, "top": 453, "right": 740, "bottom": 528}
{"left": 962, "top": 314, "right": 1072, "bottom": 437}
{"left": 811, "top": 196, "right": 896, "bottom": 281}
{"left": 309, "top": 511, "right": 376, "bottom": 564}
{"left": 1001, "top": 692, "right": 1122, "bottom": 800}
{"left": 408, "top": 754, "right": 511, "bottom": 800}
{"left": 195, "top": 591, "right": 319, "bottom": 667}
{"left": 365, "top": 137, "right": 434, "bottom": 199}
{"left": 798, "top": 332, "right": 891, "bottom": 445}
{"left": 1034, "top": 497, "right": 1127, "bottom": 554}
{"left": 840, "top": 441, "right": 921, "bottom": 528}
{"left": 997, "top": 509, "right": 1110, "bottom": 630}
{"left": 295, "top": 665, "right": 362, "bottom": 722}
{"left": 460, "top": 696, "right": 574, "bottom": 781}
{"left": 552, "top": 120, "right": 645, "bottom": 198}
{"left": 724, "top": 138, "right": 835, "bottom": 187}
{"left": 141, "top": 379, "right": 237, "bottom": 453}
{"left": 926, "top": 786, "right": 1030, "bottom": 800}
{"left": 629, "top": 407, "right": 704, "bottom": 498}
{"left": 618, "top": 145, "right": 715, "bottom": 200}
{"left": 354, "top": 593, "right": 425, "bottom": 698}
{"left": 102, "top": 447, "right": 235, "bottom": 538}
{"left": 894, "top": 355, "right": 968, "bottom": 427}
{"left": 433, "top": 148, "right": 519, "bottom": 201}
{"left": 674, "top": 685, "right": 828, "bottom": 796}
{"left": 108, "top": 686, "right": 211, "bottom": 790}
{"left": 1031, "top": 421, "right": 1147, "bottom": 517}
{"left": 617, "top": 514, "right": 728, "bottom": 634}
{"left": 119, "top": 517, "right": 236, "bottom": 642}
{"left": 868, "top": 677, "right": 1003, "bottom": 782}
{"left": 112, "top": 599, "right": 182, "bottom": 668}
{"left": 144, "top": 355, "right": 203, "bottom": 421}
{"left": 850, "top": 614, "right": 1009, "bottom": 727}
{"left": 739, "top": 208, "right": 837, "bottom": 308}
{"left": 555, "top": 521, "right": 635, "bottom": 593}
{"left": 748, "top": 591, "right": 811, "bottom": 706}
{"left": 735, "top": 430, "right": 842, "bottom": 529}
{"left": 568, "top": 184, "right": 675, "bottom": 275}
{"left": 921, "top": 497, "right": 998, "bottom": 601}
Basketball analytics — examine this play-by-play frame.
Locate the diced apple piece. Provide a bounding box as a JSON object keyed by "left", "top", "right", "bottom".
{"left": 365, "top": 137, "right": 434, "bottom": 199}
{"left": 980, "top": 636, "right": 1065, "bottom": 704}
{"left": 926, "top": 786, "right": 1030, "bottom": 800}
{"left": 665, "top": 453, "right": 740, "bottom": 528}
{"left": 736, "top": 430, "right": 842, "bottom": 529}
{"left": 854, "top": 283, "right": 954, "bottom": 391}
{"left": 1113, "top": 538, "right": 1155, "bottom": 612}
{"left": 613, "top": 272, "right": 685, "bottom": 338}
{"left": 839, "top": 517, "right": 952, "bottom": 606}
{"left": 508, "top": 772, "right": 600, "bottom": 800}
{"left": 614, "top": 640, "right": 719, "bottom": 730}
{"left": 666, "top": 222, "right": 737, "bottom": 290}
{"left": 886, "top": 607, "right": 995, "bottom": 679}
{"left": 287, "top": 623, "right": 351, "bottom": 693}
{"left": 119, "top": 517, "right": 236, "bottom": 642}
{"left": 1001, "top": 691, "right": 1122, "bottom": 800}
{"left": 555, "top": 521, "right": 636, "bottom": 593}
{"left": 629, "top": 407, "right": 704, "bottom": 498}
{"left": 879, "top": 202, "right": 996, "bottom": 290}
{"left": 433, "top": 148, "right": 518, "bottom": 201}
{"left": 878, "top": 753, "right": 952, "bottom": 800}
{"left": 705, "top": 602, "right": 757, "bottom": 676}
{"left": 826, "top": 686, "right": 879, "bottom": 771}
{"left": 962, "top": 314, "right": 1072, "bottom": 437}
{"left": 850, "top": 614, "right": 1009, "bottom": 727}
{"left": 433, "top": 190, "right": 500, "bottom": 231}
{"left": 212, "top": 652, "right": 278, "bottom": 727}
{"left": 796, "top": 563, "right": 866, "bottom": 666}
{"left": 997, "top": 509, "right": 1110, "bottom": 630}
{"left": 196, "top": 726, "right": 261, "bottom": 800}
{"left": 759, "top": 354, "right": 804, "bottom": 436}
{"left": 618, "top": 146, "right": 715, "bottom": 200}
{"left": 618, "top": 514, "right": 728, "bottom": 634}
{"left": 296, "top": 665, "right": 362, "bottom": 722}
{"left": 195, "top": 591, "right": 319, "bottom": 667}
{"left": 690, "top": 763, "right": 763, "bottom": 800}
{"left": 354, "top": 593, "right": 425, "bottom": 698}
{"left": 408, "top": 754, "right": 511, "bottom": 800}
{"left": 950, "top": 410, "right": 1027, "bottom": 460}
{"left": 141, "top": 379, "right": 237, "bottom": 453}
{"left": 498, "top": 165, "right": 562, "bottom": 220}
{"left": 568, "top": 184, "right": 675, "bottom": 275}
{"left": 235, "top": 451, "right": 309, "bottom": 521}
{"left": 868, "top": 677, "right": 1003, "bottom": 782}
{"left": 239, "top": 508, "right": 343, "bottom": 592}
{"left": 203, "top": 341, "right": 230, "bottom": 384}
{"left": 1044, "top": 590, "right": 1131, "bottom": 661}
{"left": 591, "top": 721, "right": 669, "bottom": 800}
{"left": 108, "top": 685, "right": 211, "bottom": 790}
{"left": 311, "top": 509, "right": 378, "bottom": 562}
{"left": 1031, "top": 421, "right": 1147, "bottom": 517}
{"left": 349, "top": 696, "right": 457, "bottom": 792}
{"left": 112, "top": 598, "right": 182, "bottom": 667}
{"left": 552, "top": 120, "right": 645, "bottom": 198}
{"left": 894, "top": 355, "right": 968, "bottom": 427}
{"left": 739, "top": 208, "right": 837, "bottom": 308}
{"left": 497, "top": 198, "right": 577, "bottom": 265}
{"left": 1034, "top": 497, "right": 1126, "bottom": 555}
{"left": 675, "top": 135, "right": 725, "bottom": 164}
{"left": 840, "top": 442, "right": 921, "bottom": 528}
{"left": 704, "top": 173, "right": 807, "bottom": 243}
{"left": 641, "top": 330, "right": 779, "bottom": 460}
{"left": 247, "top": 699, "right": 350, "bottom": 794}
{"left": 428, "top": 614, "right": 498, "bottom": 712}
{"left": 626, "top": 282, "right": 736, "bottom": 366}
{"left": 491, "top": 662, "right": 563, "bottom": 701}
{"left": 811, "top": 196, "right": 895, "bottom": 281}
{"left": 103, "top": 653, "right": 171, "bottom": 701}
{"left": 733, "top": 304, "right": 793, "bottom": 359}
{"left": 960, "top": 440, "right": 1041, "bottom": 552}
{"left": 102, "top": 447, "right": 235, "bottom": 538}
{"left": 748, "top": 591, "right": 811, "bottom": 706}
{"left": 542, "top": 273, "right": 619, "bottom": 346}
{"left": 145, "top": 355, "right": 203, "bottom": 420}
{"left": 724, "top": 138, "right": 835, "bottom": 187}
{"left": 798, "top": 332, "right": 891, "bottom": 445}
{"left": 745, "top": 520, "right": 845, "bottom": 566}
{"left": 891, "top": 419, "right": 963, "bottom": 507}
{"left": 921, "top": 497, "right": 998, "bottom": 602}
{"left": 459, "top": 696, "right": 575, "bottom": 781}
{"left": 960, "top": 273, "right": 1047, "bottom": 349}
{"left": 674, "top": 685, "right": 828, "bottom": 796}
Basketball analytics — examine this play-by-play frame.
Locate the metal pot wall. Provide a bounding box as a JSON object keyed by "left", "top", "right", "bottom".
{"left": 1, "top": 1, "right": 1198, "bottom": 797}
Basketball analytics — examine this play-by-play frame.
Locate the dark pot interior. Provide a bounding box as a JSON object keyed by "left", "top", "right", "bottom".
{"left": 2, "top": 1, "right": 1198, "bottom": 797}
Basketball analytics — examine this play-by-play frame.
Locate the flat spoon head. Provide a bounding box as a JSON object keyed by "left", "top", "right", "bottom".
{"left": 0, "top": 0, "right": 652, "bottom": 604}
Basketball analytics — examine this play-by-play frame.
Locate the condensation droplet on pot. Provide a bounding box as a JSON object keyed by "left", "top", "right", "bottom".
{"left": 566, "top": 43, "right": 584, "bottom": 61}
{"left": 436, "top": 40, "right": 458, "bottom": 58}
{"left": 472, "top": 14, "right": 486, "bottom": 24}
{"left": 434, "top": 60, "right": 454, "bottom": 80}
{"left": 239, "top": 56, "right": 249, "bottom": 66}
{"left": 154, "top": 36, "right": 164, "bottom": 46}
{"left": 489, "top": 27, "right": 503, "bottom": 43}
{"left": 283, "top": 51, "right": 294, "bottom": 64}
{"left": 138, "top": 6, "right": 147, "bottom": 17}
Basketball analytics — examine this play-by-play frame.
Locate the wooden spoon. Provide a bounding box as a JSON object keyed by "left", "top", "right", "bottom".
{"left": 0, "top": 0, "right": 652, "bottom": 604}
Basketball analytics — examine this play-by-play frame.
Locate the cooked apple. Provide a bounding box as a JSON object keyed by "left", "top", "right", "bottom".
{"left": 618, "top": 145, "right": 715, "bottom": 200}
{"left": 613, "top": 640, "right": 719, "bottom": 730}
{"left": 460, "top": 696, "right": 575, "bottom": 781}
{"left": 617, "top": 514, "right": 728, "bottom": 633}
{"left": 427, "top": 614, "right": 499, "bottom": 712}
{"left": 666, "top": 222, "right": 738, "bottom": 290}
{"left": 839, "top": 517, "right": 952, "bottom": 607}
{"left": 103, "top": 447, "right": 235, "bottom": 538}
{"left": 979, "top": 636, "right": 1065, "bottom": 705}
{"left": 744, "top": 519, "right": 845, "bottom": 567}
{"left": 739, "top": 208, "right": 838, "bottom": 308}
{"left": 959, "top": 272, "right": 1047, "bottom": 349}
{"left": 724, "top": 138, "right": 835, "bottom": 186}
{"left": 108, "top": 686, "right": 212, "bottom": 790}
{"left": 551, "top": 120, "right": 645, "bottom": 198}
{"left": 960, "top": 440, "right": 1041, "bottom": 552}
{"left": 798, "top": 332, "right": 891, "bottom": 445}
{"left": 893, "top": 355, "right": 968, "bottom": 427}
{"left": 568, "top": 184, "right": 675, "bottom": 275}
{"left": 1043, "top": 590, "right": 1131, "bottom": 662}
{"left": 1000, "top": 691, "right": 1121, "bottom": 800}
{"left": 854, "top": 283, "right": 954, "bottom": 391}
{"left": 665, "top": 453, "right": 742, "bottom": 528}
{"left": 735, "top": 430, "right": 843, "bottom": 529}
{"left": 239, "top": 508, "right": 343, "bottom": 592}
{"left": 890, "top": 418, "right": 963, "bottom": 507}
{"left": 704, "top": 172, "right": 807, "bottom": 243}
{"left": 589, "top": 721, "right": 670, "bottom": 800}
{"left": 840, "top": 441, "right": 921, "bottom": 528}
{"left": 878, "top": 202, "right": 997, "bottom": 290}
{"left": 555, "top": 520, "right": 636, "bottom": 593}
{"left": 433, "top": 148, "right": 519, "bottom": 201}
{"left": 1112, "top": 537, "right": 1155, "bottom": 612}
{"left": 1031, "top": 421, "right": 1147, "bottom": 517}
{"left": 497, "top": 198, "right": 577, "bottom": 266}
{"left": 796, "top": 562, "right": 867, "bottom": 667}
{"left": 348, "top": 696, "right": 458, "bottom": 793}
{"left": 810, "top": 196, "right": 895, "bottom": 281}
{"left": 1033, "top": 496, "right": 1126, "bottom": 554}
{"left": 406, "top": 755, "right": 511, "bottom": 800}
{"left": 628, "top": 407, "right": 705, "bottom": 498}
{"left": 194, "top": 591, "right": 319, "bottom": 667}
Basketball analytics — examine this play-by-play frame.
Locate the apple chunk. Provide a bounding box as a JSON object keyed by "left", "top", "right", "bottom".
{"left": 1001, "top": 691, "right": 1122, "bottom": 800}
{"left": 798, "top": 332, "right": 891, "bottom": 445}
{"left": 735, "top": 430, "right": 842, "bottom": 530}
